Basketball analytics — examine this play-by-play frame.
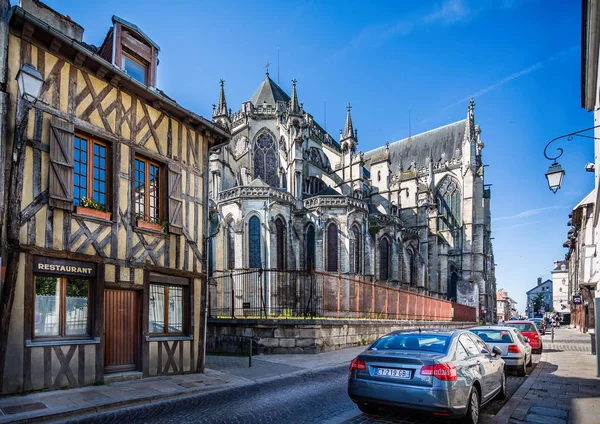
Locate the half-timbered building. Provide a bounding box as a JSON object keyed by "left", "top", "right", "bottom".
{"left": 0, "top": 0, "right": 229, "bottom": 394}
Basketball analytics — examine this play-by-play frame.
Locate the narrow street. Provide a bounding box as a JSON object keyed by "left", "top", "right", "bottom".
{"left": 66, "top": 355, "right": 540, "bottom": 424}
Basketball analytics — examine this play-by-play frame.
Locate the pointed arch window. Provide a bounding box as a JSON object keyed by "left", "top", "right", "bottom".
{"left": 276, "top": 218, "right": 286, "bottom": 270}
{"left": 448, "top": 263, "right": 459, "bottom": 301}
{"left": 248, "top": 216, "right": 261, "bottom": 268}
{"left": 436, "top": 177, "right": 461, "bottom": 231}
{"left": 254, "top": 132, "right": 278, "bottom": 186}
{"left": 408, "top": 248, "right": 416, "bottom": 285}
{"left": 350, "top": 225, "right": 361, "bottom": 274}
{"left": 306, "top": 224, "right": 316, "bottom": 270}
{"left": 379, "top": 237, "right": 390, "bottom": 281}
{"left": 227, "top": 218, "right": 235, "bottom": 269}
{"left": 326, "top": 223, "right": 339, "bottom": 272}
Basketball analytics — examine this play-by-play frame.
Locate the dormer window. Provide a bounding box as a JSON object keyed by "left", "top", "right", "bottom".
{"left": 98, "top": 16, "right": 159, "bottom": 88}
{"left": 122, "top": 51, "right": 147, "bottom": 84}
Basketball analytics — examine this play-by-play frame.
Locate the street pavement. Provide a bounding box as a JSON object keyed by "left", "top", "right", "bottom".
{"left": 0, "top": 327, "right": 595, "bottom": 423}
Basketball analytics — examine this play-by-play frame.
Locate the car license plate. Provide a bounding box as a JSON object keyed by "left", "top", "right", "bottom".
{"left": 375, "top": 368, "right": 411, "bottom": 379}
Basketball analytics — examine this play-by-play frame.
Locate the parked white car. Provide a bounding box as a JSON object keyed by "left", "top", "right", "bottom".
{"left": 469, "top": 326, "right": 532, "bottom": 376}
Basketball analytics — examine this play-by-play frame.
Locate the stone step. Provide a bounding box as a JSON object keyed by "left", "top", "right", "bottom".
{"left": 104, "top": 371, "right": 143, "bottom": 384}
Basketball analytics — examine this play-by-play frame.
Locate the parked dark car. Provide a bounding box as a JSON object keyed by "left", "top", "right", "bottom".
{"left": 347, "top": 329, "right": 506, "bottom": 423}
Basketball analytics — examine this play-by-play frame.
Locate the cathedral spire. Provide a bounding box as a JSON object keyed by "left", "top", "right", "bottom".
{"left": 343, "top": 102, "right": 355, "bottom": 140}
{"left": 466, "top": 97, "right": 476, "bottom": 141}
{"left": 216, "top": 79, "right": 228, "bottom": 117}
{"left": 290, "top": 78, "right": 301, "bottom": 114}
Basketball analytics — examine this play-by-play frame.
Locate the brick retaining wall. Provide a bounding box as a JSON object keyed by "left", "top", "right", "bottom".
{"left": 207, "top": 318, "right": 476, "bottom": 354}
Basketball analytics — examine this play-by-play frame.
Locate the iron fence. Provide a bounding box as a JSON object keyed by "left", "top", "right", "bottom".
{"left": 208, "top": 269, "right": 476, "bottom": 322}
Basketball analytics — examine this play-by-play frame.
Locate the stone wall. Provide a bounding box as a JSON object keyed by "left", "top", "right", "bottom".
{"left": 207, "top": 318, "right": 475, "bottom": 355}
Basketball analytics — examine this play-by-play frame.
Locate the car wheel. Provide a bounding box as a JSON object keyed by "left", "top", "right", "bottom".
{"left": 461, "top": 388, "right": 480, "bottom": 424}
{"left": 496, "top": 371, "right": 507, "bottom": 400}
{"left": 357, "top": 403, "right": 379, "bottom": 415}
{"left": 517, "top": 360, "right": 526, "bottom": 376}
{"left": 527, "top": 354, "right": 532, "bottom": 366}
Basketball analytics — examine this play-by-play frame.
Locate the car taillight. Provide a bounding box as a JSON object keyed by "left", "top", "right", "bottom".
{"left": 420, "top": 363, "right": 457, "bottom": 381}
{"left": 349, "top": 358, "right": 366, "bottom": 372}
{"left": 508, "top": 345, "right": 520, "bottom": 353}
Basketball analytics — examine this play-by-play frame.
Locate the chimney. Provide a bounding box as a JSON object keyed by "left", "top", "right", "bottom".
{"left": 537, "top": 277, "right": 542, "bottom": 286}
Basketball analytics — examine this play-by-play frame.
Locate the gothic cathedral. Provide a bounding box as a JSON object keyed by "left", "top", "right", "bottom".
{"left": 208, "top": 74, "right": 496, "bottom": 321}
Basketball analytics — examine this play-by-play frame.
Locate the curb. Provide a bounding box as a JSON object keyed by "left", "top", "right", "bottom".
{"left": 490, "top": 351, "right": 548, "bottom": 424}
{"left": 2, "top": 361, "right": 351, "bottom": 424}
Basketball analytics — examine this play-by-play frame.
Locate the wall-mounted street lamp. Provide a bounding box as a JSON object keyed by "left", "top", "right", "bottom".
{"left": 16, "top": 63, "right": 44, "bottom": 103}
{"left": 543, "top": 124, "right": 600, "bottom": 193}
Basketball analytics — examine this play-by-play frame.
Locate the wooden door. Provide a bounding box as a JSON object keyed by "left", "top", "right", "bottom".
{"left": 104, "top": 289, "right": 140, "bottom": 373}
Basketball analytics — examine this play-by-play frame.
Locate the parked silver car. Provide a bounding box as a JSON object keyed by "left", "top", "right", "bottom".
{"left": 469, "top": 326, "right": 532, "bottom": 376}
{"left": 347, "top": 329, "right": 506, "bottom": 423}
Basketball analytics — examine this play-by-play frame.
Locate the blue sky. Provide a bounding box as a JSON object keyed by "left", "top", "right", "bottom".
{"left": 46, "top": 0, "right": 594, "bottom": 310}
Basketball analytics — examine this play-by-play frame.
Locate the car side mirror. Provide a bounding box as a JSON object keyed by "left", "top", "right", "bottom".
{"left": 492, "top": 346, "right": 502, "bottom": 356}
{"left": 524, "top": 337, "right": 530, "bottom": 343}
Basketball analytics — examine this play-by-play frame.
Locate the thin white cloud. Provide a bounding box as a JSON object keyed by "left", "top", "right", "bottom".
{"left": 331, "top": 0, "right": 475, "bottom": 62}
{"left": 424, "top": 0, "right": 471, "bottom": 24}
{"left": 494, "top": 220, "right": 547, "bottom": 231}
{"left": 492, "top": 205, "right": 564, "bottom": 222}
{"left": 441, "top": 45, "right": 579, "bottom": 112}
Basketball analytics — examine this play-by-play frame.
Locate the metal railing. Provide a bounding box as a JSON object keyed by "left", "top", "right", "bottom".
{"left": 208, "top": 269, "right": 476, "bottom": 322}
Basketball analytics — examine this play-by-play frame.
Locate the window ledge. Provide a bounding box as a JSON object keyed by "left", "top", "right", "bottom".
{"left": 73, "top": 212, "right": 114, "bottom": 224}
{"left": 26, "top": 337, "right": 100, "bottom": 347}
{"left": 134, "top": 226, "right": 167, "bottom": 236}
{"left": 145, "top": 335, "right": 193, "bottom": 342}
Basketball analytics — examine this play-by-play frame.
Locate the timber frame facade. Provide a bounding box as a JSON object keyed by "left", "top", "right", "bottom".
{"left": 0, "top": 1, "right": 229, "bottom": 394}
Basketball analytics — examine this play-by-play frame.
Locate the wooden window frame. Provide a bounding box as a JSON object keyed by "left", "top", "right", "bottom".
{"left": 122, "top": 50, "right": 148, "bottom": 85}
{"left": 134, "top": 156, "right": 163, "bottom": 223}
{"left": 32, "top": 275, "right": 93, "bottom": 341}
{"left": 148, "top": 283, "right": 189, "bottom": 336}
{"left": 74, "top": 133, "right": 111, "bottom": 208}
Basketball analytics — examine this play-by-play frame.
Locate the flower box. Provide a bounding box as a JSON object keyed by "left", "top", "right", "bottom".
{"left": 75, "top": 206, "right": 111, "bottom": 220}
{"left": 136, "top": 219, "right": 164, "bottom": 232}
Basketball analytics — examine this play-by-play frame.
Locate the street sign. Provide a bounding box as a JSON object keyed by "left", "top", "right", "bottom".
{"left": 573, "top": 295, "right": 582, "bottom": 305}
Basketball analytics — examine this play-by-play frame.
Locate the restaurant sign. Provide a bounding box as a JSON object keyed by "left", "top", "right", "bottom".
{"left": 33, "top": 256, "right": 97, "bottom": 277}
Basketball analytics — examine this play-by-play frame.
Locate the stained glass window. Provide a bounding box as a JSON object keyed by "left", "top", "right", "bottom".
{"left": 408, "top": 249, "right": 417, "bottom": 285}
{"left": 276, "top": 218, "right": 286, "bottom": 269}
{"left": 380, "top": 237, "right": 390, "bottom": 281}
{"left": 254, "top": 133, "right": 278, "bottom": 186}
{"left": 306, "top": 225, "right": 316, "bottom": 270}
{"left": 327, "top": 224, "right": 338, "bottom": 272}
{"left": 248, "top": 216, "right": 261, "bottom": 268}
{"left": 351, "top": 225, "right": 361, "bottom": 274}
{"left": 227, "top": 219, "right": 235, "bottom": 269}
{"left": 437, "top": 177, "right": 461, "bottom": 231}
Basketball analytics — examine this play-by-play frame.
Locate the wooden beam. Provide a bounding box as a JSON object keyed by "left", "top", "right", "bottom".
{"left": 49, "top": 38, "right": 62, "bottom": 53}
{"left": 74, "top": 52, "right": 86, "bottom": 66}
{"left": 96, "top": 66, "right": 108, "bottom": 79}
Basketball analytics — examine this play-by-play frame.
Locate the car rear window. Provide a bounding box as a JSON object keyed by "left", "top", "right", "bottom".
{"left": 470, "top": 329, "right": 514, "bottom": 343}
{"left": 371, "top": 334, "right": 450, "bottom": 353}
{"left": 505, "top": 323, "right": 535, "bottom": 332}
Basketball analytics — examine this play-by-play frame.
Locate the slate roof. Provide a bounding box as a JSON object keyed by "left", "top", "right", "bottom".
{"left": 305, "top": 186, "right": 341, "bottom": 198}
{"left": 249, "top": 76, "right": 291, "bottom": 106}
{"left": 364, "top": 120, "right": 467, "bottom": 173}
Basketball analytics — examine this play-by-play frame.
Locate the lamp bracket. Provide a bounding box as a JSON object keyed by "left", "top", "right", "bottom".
{"left": 544, "top": 124, "right": 600, "bottom": 162}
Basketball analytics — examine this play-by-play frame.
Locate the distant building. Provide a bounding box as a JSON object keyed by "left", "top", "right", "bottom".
{"left": 564, "top": 189, "right": 598, "bottom": 331}
{"left": 526, "top": 278, "right": 553, "bottom": 318}
{"left": 496, "top": 289, "right": 517, "bottom": 322}
{"left": 551, "top": 260, "right": 570, "bottom": 322}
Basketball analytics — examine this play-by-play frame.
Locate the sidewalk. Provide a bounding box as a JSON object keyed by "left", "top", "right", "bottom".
{"left": 0, "top": 346, "right": 365, "bottom": 423}
{"left": 492, "top": 327, "right": 600, "bottom": 424}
